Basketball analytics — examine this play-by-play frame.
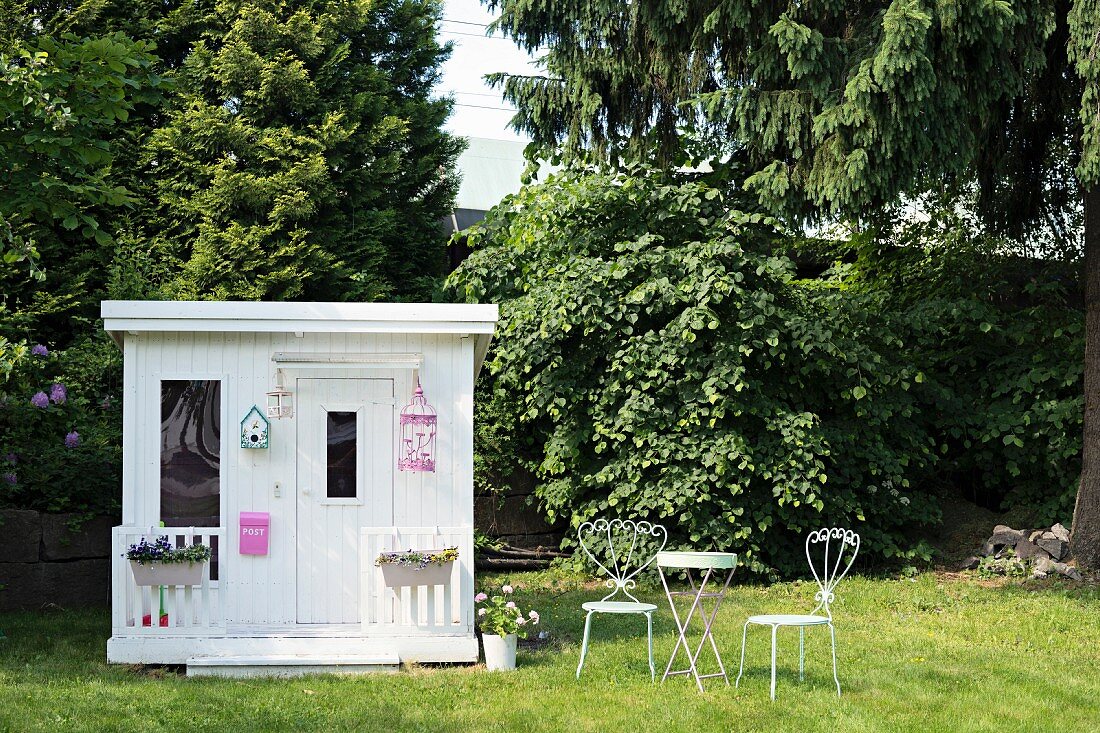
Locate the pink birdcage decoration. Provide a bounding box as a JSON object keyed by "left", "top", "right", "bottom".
{"left": 399, "top": 379, "right": 436, "bottom": 472}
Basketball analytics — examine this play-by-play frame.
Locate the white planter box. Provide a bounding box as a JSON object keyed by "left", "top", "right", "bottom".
{"left": 379, "top": 560, "right": 454, "bottom": 588}
{"left": 130, "top": 560, "right": 205, "bottom": 587}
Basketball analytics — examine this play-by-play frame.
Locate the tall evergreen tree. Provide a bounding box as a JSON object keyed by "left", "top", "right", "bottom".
{"left": 486, "top": 0, "right": 1100, "bottom": 565}
{"left": 142, "top": 0, "right": 462, "bottom": 301}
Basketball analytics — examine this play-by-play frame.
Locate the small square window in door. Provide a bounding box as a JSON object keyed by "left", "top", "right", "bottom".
{"left": 326, "top": 411, "right": 357, "bottom": 498}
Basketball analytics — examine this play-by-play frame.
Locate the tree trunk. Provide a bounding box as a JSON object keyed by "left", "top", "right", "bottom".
{"left": 1072, "top": 184, "right": 1100, "bottom": 569}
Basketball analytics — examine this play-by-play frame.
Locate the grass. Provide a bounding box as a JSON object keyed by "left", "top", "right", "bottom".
{"left": 1, "top": 569, "right": 1099, "bottom": 732}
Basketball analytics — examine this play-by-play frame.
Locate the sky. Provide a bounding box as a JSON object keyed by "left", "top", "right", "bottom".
{"left": 436, "top": 0, "right": 539, "bottom": 143}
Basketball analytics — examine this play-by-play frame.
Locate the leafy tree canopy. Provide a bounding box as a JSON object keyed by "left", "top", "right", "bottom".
{"left": 0, "top": 24, "right": 164, "bottom": 341}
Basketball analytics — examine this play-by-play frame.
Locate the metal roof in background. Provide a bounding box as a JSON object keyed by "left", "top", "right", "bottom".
{"left": 453, "top": 137, "right": 531, "bottom": 212}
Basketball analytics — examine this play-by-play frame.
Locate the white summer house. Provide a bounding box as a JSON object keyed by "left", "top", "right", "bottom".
{"left": 102, "top": 301, "right": 497, "bottom": 676}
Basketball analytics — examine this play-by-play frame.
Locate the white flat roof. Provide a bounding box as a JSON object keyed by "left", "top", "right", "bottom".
{"left": 102, "top": 300, "right": 499, "bottom": 374}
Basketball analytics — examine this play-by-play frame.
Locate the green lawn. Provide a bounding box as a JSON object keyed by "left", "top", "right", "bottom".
{"left": 1, "top": 570, "right": 1098, "bottom": 732}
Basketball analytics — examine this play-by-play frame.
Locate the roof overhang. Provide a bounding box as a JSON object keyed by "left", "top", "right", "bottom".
{"left": 102, "top": 300, "right": 499, "bottom": 377}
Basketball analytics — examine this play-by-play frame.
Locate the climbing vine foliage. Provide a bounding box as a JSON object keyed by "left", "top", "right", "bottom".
{"left": 449, "top": 168, "right": 943, "bottom": 572}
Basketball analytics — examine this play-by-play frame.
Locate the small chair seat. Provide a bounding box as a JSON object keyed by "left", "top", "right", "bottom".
{"left": 582, "top": 600, "right": 658, "bottom": 614}
{"left": 746, "top": 613, "right": 829, "bottom": 627}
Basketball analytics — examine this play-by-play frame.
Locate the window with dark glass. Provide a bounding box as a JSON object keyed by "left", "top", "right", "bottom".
{"left": 327, "top": 411, "right": 357, "bottom": 498}
{"left": 160, "top": 380, "right": 221, "bottom": 527}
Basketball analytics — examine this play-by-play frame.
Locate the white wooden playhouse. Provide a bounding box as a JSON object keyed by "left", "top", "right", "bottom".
{"left": 102, "top": 301, "right": 497, "bottom": 675}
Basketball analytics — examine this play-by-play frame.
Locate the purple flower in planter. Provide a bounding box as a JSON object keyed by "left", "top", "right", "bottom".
{"left": 50, "top": 383, "right": 67, "bottom": 405}
{"left": 4, "top": 452, "right": 16, "bottom": 465}
{"left": 31, "top": 344, "right": 48, "bottom": 356}
{"left": 2, "top": 472, "right": 16, "bottom": 485}
{"left": 100, "top": 396, "right": 113, "bottom": 410}
{"left": 64, "top": 431, "right": 81, "bottom": 448}
{"left": 31, "top": 391, "right": 49, "bottom": 408}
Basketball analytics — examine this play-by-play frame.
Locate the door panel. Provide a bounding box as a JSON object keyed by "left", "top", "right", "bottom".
{"left": 296, "top": 378, "right": 394, "bottom": 623}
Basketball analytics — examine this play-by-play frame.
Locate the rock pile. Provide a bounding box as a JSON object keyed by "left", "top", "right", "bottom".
{"left": 964, "top": 523, "right": 1082, "bottom": 580}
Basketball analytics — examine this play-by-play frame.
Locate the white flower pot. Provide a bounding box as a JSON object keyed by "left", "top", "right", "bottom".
{"left": 379, "top": 560, "right": 454, "bottom": 588}
{"left": 130, "top": 560, "right": 205, "bottom": 587}
{"left": 482, "top": 633, "right": 517, "bottom": 671}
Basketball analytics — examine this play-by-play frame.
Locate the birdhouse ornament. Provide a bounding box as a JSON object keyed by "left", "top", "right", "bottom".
{"left": 240, "top": 405, "right": 270, "bottom": 449}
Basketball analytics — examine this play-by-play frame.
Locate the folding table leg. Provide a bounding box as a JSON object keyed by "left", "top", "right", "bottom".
{"left": 770, "top": 624, "right": 779, "bottom": 701}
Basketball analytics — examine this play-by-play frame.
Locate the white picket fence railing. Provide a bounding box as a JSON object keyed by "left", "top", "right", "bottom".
{"left": 111, "top": 526, "right": 226, "bottom": 636}
{"left": 361, "top": 526, "right": 474, "bottom": 635}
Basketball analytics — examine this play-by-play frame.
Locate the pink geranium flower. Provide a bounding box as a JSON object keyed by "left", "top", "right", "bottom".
{"left": 475, "top": 592, "right": 488, "bottom": 602}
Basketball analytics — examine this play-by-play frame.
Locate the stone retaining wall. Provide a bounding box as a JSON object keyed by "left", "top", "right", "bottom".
{"left": 0, "top": 510, "right": 115, "bottom": 611}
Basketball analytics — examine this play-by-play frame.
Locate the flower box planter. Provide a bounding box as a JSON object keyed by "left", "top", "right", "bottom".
{"left": 379, "top": 560, "right": 454, "bottom": 588}
{"left": 130, "top": 560, "right": 206, "bottom": 587}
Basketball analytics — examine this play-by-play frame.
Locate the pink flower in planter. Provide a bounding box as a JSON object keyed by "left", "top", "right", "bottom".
{"left": 477, "top": 608, "right": 486, "bottom": 617}
{"left": 502, "top": 584, "right": 513, "bottom": 594}
{"left": 528, "top": 611, "right": 540, "bottom": 624}
{"left": 505, "top": 601, "right": 516, "bottom": 609}
{"left": 475, "top": 592, "right": 488, "bottom": 602}
{"left": 516, "top": 616, "right": 527, "bottom": 626}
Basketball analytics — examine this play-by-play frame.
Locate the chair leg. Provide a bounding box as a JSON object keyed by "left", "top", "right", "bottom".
{"left": 769, "top": 624, "right": 779, "bottom": 701}
{"left": 829, "top": 622, "right": 841, "bottom": 697}
{"left": 735, "top": 621, "right": 750, "bottom": 688}
{"left": 576, "top": 611, "right": 595, "bottom": 679}
{"left": 646, "top": 611, "right": 655, "bottom": 681}
{"left": 799, "top": 627, "right": 805, "bottom": 682}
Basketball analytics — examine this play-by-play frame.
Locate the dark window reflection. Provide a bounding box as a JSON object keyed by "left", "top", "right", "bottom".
{"left": 327, "top": 411, "right": 357, "bottom": 498}
{"left": 161, "top": 380, "right": 221, "bottom": 527}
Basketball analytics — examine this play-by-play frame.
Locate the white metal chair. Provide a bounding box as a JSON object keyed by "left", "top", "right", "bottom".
{"left": 735, "top": 527, "right": 860, "bottom": 700}
{"left": 575, "top": 518, "right": 668, "bottom": 680}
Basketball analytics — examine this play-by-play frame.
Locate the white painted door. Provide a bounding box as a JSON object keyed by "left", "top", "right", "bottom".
{"left": 296, "top": 378, "right": 394, "bottom": 623}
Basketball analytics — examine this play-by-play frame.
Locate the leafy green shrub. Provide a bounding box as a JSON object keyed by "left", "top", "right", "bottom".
{"left": 0, "top": 334, "right": 122, "bottom": 516}
{"left": 805, "top": 213, "right": 1083, "bottom": 526}
{"left": 449, "top": 168, "right": 941, "bottom": 574}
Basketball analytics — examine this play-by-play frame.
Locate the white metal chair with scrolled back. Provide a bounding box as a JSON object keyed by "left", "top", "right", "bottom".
{"left": 575, "top": 518, "right": 668, "bottom": 680}
{"left": 736, "top": 527, "right": 860, "bottom": 700}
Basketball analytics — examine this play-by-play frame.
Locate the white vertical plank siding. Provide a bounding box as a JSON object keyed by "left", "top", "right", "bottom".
{"left": 120, "top": 334, "right": 139, "bottom": 524}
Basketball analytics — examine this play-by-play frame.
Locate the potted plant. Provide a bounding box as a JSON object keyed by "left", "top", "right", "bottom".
{"left": 126, "top": 536, "right": 212, "bottom": 586}
{"left": 375, "top": 546, "right": 458, "bottom": 587}
{"left": 476, "top": 584, "right": 539, "bottom": 671}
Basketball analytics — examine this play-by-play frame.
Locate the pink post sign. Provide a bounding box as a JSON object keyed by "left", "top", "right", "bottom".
{"left": 239, "top": 512, "right": 270, "bottom": 555}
